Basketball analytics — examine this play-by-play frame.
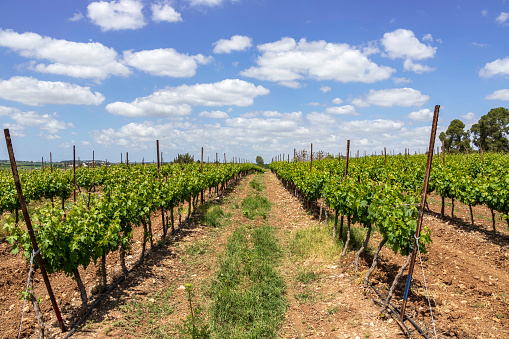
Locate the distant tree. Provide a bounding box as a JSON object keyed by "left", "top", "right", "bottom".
{"left": 441, "top": 119, "right": 470, "bottom": 153}
{"left": 471, "top": 107, "right": 509, "bottom": 152}
{"left": 173, "top": 153, "right": 195, "bottom": 164}
{"left": 255, "top": 155, "right": 264, "bottom": 166}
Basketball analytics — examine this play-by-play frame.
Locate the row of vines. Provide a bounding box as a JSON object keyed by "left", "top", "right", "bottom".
{"left": 269, "top": 152, "right": 509, "bottom": 309}
{"left": 1, "top": 162, "right": 261, "bottom": 312}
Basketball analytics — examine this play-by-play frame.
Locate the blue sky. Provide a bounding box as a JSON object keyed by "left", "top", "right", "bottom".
{"left": 0, "top": 0, "right": 508, "bottom": 163}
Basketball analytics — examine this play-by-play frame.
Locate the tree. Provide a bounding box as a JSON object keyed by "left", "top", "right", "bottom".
{"left": 173, "top": 153, "right": 195, "bottom": 164}
{"left": 255, "top": 155, "right": 264, "bottom": 166}
{"left": 441, "top": 119, "right": 470, "bottom": 153}
{"left": 471, "top": 107, "right": 509, "bottom": 152}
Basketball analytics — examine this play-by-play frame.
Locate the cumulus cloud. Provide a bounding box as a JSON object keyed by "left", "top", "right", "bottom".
{"left": 338, "top": 119, "right": 404, "bottom": 134}
{"left": 332, "top": 98, "right": 343, "bottom": 105}
{"left": 324, "top": 105, "right": 358, "bottom": 115}
{"left": 68, "top": 12, "right": 84, "bottom": 22}
{"left": 0, "top": 29, "right": 130, "bottom": 80}
{"left": 393, "top": 77, "right": 412, "bottom": 84}
{"left": 306, "top": 112, "right": 335, "bottom": 125}
{"left": 485, "top": 89, "right": 509, "bottom": 100}
{"left": 403, "top": 59, "right": 435, "bottom": 73}
{"left": 382, "top": 29, "right": 436, "bottom": 60}
{"left": 381, "top": 29, "right": 436, "bottom": 73}
{"left": 199, "top": 110, "right": 229, "bottom": 119}
{"left": 240, "top": 37, "right": 395, "bottom": 87}
{"left": 187, "top": 0, "right": 229, "bottom": 7}
{"left": 479, "top": 57, "right": 509, "bottom": 77}
{"left": 151, "top": 2, "right": 182, "bottom": 23}
{"left": 461, "top": 112, "right": 476, "bottom": 121}
{"left": 351, "top": 88, "right": 429, "bottom": 108}
{"left": 87, "top": 0, "right": 146, "bottom": 31}
{"left": 0, "top": 77, "right": 105, "bottom": 106}
{"left": 408, "top": 108, "right": 433, "bottom": 121}
{"left": 320, "top": 86, "right": 331, "bottom": 93}
{"left": 123, "top": 48, "right": 212, "bottom": 77}
{"left": 106, "top": 79, "right": 269, "bottom": 117}
{"left": 213, "top": 35, "right": 252, "bottom": 54}
{"left": 496, "top": 12, "right": 509, "bottom": 25}
{"left": 2, "top": 108, "right": 72, "bottom": 138}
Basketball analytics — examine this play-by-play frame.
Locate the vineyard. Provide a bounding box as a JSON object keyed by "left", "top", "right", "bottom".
{"left": 1, "top": 144, "right": 509, "bottom": 338}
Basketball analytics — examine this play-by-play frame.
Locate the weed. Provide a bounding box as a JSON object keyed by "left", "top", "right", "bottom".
{"left": 295, "top": 290, "right": 314, "bottom": 303}
{"left": 296, "top": 269, "right": 319, "bottom": 284}
{"left": 209, "top": 225, "right": 286, "bottom": 338}
{"left": 326, "top": 306, "right": 340, "bottom": 314}
{"left": 202, "top": 205, "right": 224, "bottom": 228}
{"left": 186, "top": 242, "right": 208, "bottom": 256}
{"left": 178, "top": 284, "right": 210, "bottom": 339}
{"left": 241, "top": 194, "right": 271, "bottom": 220}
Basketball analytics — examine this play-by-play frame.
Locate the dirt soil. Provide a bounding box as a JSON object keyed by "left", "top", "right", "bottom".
{"left": 1, "top": 172, "right": 508, "bottom": 338}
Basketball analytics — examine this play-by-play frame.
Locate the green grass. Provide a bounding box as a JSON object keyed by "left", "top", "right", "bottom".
{"left": 241, "top": 194, "right": 271, "bottom": 220}
{"left": 296, "top": 269, "right": 319, "bottom": 284}
{"left": 201, "top": 204, "right": 225, "bottom": 228}
{"left": 208, "top": 225, "right": 286, "bottom": 338}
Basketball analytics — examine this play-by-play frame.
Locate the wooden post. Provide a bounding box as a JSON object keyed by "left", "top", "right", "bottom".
{"left": 441, "top": 140, "right": 445, "bottom": 166}
{"left": 126, "top": 152, "right": 129, "bottom": 168}
{"left": 42, "top": 156, "right": 44, "bottom": 171}
{"left": 156, "top": 140, "right": 160, "bottom": 175}
{"left": 384, "top": 147, "right": 387, "bottom": 165}
{"left": 224, "top": 153, "right": 226, "bottom": 164}
{"left": 345, "top": 140, "right": 350, "bottom": 179}
{"left": 400, "top": 105, "right": 440, "bottom": 319}
{"left": 73, "top": 146, "right": 76, "bottom": 202}
{"left": 310, "top": 143, "right": 313, "bottom": 171}
{"left": 50, "top": 152, "right": 53, "bottom": 172}
{"left": 93, "top": 150, "right": 95, "bottom": 168}
{"left": 4, "top": 129, "right": 67, "bottom": 332}
{"left": 121, "top": 152, "right": 123, "bottom": 164}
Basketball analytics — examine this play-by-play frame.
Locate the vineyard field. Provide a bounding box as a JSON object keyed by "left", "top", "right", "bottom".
{"left": 0, "top": 153, "right": 508, "bottom": 338}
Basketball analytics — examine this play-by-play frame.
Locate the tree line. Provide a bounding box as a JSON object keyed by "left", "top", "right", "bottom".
{"left": 440, "top": 107, "right": 509, "bottom": 153}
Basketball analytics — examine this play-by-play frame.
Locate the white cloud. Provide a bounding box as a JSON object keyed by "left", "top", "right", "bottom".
{"left": 422, "top": 34, "right": 433, "bottom": 42}
{"left": 403, "top": 59, "right": 435, "bottom": 73}
{"left": 0, "top": 29, "right": 130, "bottom": 80}
{"left": 479, "top": 57, "right": 509, "bottom": 77}
{"left": 213, "top": 35, "right": 252, "bottom": 54}
{"left": 338, "top": 119, "right": 404, "bottom": 134}
{"left": 2, "top": 108, "right": 71, "bottom": 137}
{"left": 485, "top": 89, "right": 509, "bottom": 101}
{"left": 351, "top": 88, "right": 429, "bottom": 108}
{"left": 381, "top": 29, "right": 436, "bottom": 60}
{"left": 241, "top": 37, "right": 395, "bottom": 87}
{"left": 123, "top": 48, "right": 212, "bottom": 77}
{"left": 408, "top": 108, "right": 433, "bottom": 121}
{"left": 461, "top": 112, "right": 475, "bottom": 121}
{"left": 306, "top": 112, "right": 335, "bottom": 125}
{"left": 320, "top": 86, "right": 331, "bottom": 93}
{"left": 0, "top": 105, "right": 16, "bottom": 116}
{"left": 332, "top": 97, "right": 343, "bottom": 105}
{"left": 393, "top": 77, "right": 412, "bottom": 84}
{"left": 87, "top": 0, "right": 146, "bottom": 31}
{"left": 151, "top": 2, "right": 182, "bottom": 23}
{"left": 106, "top": 79, "right": 269, "bottom": 117}
{"left": 496, "top": 12, "right": 509, "bottom": 25}
{"left": 187, "top": 0, "right": 233, "bottom": 7}
{"left": 68, "top": 12, "right": 84, "bottom": 22}
{"left": 325, "top": 105, "right": 358, "bottom": 115}
{"left": 307, "top": 102, "right": 321, "bottom": 106}
{"left": 199, "top": 110, "right": 229, "bottom": 119}
{"left": 0, "top": 76, "right": 105, "bottom": 106}
{"left": 481, "top": 9, "right": 488, "bottom": 17}
{"left": 472, "top": 42, "right": 487, "bottom": 47}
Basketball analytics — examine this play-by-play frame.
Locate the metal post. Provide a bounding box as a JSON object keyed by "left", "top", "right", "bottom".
{"left": 400, "top": 105, "right": 440, "bottom": 319}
